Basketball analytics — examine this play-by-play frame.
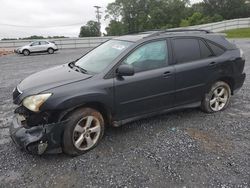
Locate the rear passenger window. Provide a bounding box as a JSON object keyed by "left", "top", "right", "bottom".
{"left": 173, "top": 38, "right": 200, "bottom": 63}
{"left": 199, "top": 40, "right": 213, "bottom": 58}
{"left": 206, "top": 41, "right": 225, "bottom": 56}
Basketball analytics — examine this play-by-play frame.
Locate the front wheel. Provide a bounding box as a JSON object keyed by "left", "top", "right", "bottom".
{"left": 63, "top": 108, "right": 105, "bottom": 156}
{"left": 201, "top": 81, "right": 231, "bottom": 113}
{"left": 23, "top": 49, "right": 30, "bottom": 56}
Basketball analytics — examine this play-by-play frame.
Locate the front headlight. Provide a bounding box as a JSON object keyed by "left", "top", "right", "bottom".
{"left": 240, "top": 49, "right": 245, "bottom": 60}
{"left": 23, "top": 93, "right": 52, "bottom": 112}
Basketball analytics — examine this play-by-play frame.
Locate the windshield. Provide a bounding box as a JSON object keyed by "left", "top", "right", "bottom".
{"left": 75, "top": 40, "right": 133, "bottom": 74}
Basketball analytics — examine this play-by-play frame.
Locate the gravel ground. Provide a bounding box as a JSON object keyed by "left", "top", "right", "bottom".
{"left": 0, "top": 40, "right": 249, "bottom": 188}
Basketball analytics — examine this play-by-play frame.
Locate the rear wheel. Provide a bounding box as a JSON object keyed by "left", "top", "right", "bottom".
{"left": 48, "top": 48, "right": 54, "bottom": 54}
{"left": 63, "top": 108, "right": 105, "bottom": 156}
{"left": 23, "top": 49, "right": 30, "bottom": 56}
{"left": 201, "top": 81, "right": 231, "bottom": 113}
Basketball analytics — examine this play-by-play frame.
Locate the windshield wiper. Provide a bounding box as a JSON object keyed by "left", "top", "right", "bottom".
{"left": 69, "top": 62, "right": 89, "bottom": 74}
{"left": 74, "top": 65, "right": 88, "bottom": 74}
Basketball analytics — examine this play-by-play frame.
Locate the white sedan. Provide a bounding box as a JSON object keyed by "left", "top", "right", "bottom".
{"left": 14, "top": 41, "right": 58, "bottom": 56}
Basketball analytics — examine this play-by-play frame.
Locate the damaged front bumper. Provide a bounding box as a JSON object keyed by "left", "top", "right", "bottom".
{"left": 10, "top": 114, "right": 67, "bottom": 155}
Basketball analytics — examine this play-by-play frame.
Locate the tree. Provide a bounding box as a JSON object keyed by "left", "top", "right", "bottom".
{"left": 191, "top": 2, "right": 205, "bottom": 13}
{"left": 203, "top": 0, "right": 250, "bottom": 19}
{"left": 79, "top": 20, "right": 100, "bottom": 37}
{"left": 105, "top": 0, "right": 189, "bottom": 35}
{"left": 180, "top": 12, "right": 223, "bottom": 27}
{"left": 104, "top": 0, "right": 250, "bottom": 36}
{"left": 1, "top": 38, "right": 18, "bottom": 40}
{"left": 105, "top": 2, "right": 123, "bottom": 21}
{"left": 105, "top": 20, "right": 127, "bottom": 36}
{"left": 22, "top": 35, "right": 44, "bottom": 39}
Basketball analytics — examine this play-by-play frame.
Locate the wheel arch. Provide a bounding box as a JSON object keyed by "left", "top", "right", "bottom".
{"left": 47, "top": 47, "right": 54, "bottom": 50}
{"left": 206, "top": 76, "right": 235, "bottom": 95}
{"left": 59, "top": 102, "right": 113, "bottom": 126}
{"left": 217, "top": 77, "right": 235, "bottom": 95}
{"left": 22, "top": 49, "right": 30, "bottom": 53}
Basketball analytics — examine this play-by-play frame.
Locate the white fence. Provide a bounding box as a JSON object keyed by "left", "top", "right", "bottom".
{"left": 0, "top": 17, "right": 250, "bottom": 50}
{"left": 0, "top": 37, "right": 113, "bottom": 50}
{"left": 185, "top": 17, "right": 250, "bottom": 32}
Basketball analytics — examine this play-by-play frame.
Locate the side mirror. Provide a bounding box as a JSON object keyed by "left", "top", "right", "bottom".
{"left": 117, "top": 64, "right": 134, "bottom": 77}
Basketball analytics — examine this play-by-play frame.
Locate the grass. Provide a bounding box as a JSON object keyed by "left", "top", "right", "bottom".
{"left": 223, "top": 28, "right": 250, "bottom": 38}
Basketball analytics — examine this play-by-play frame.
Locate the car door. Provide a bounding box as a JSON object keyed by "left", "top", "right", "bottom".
{"left": 114, "top": 40, "right": 175, "bottom": 120}
{"left": 172, "top": 37, "right": 218, "bottom": 106}
{"left": 40, "top": 41, "right": 49, "bottom": 51}
{"left": 30, "top": 41, "right": 41, "bottom": 52}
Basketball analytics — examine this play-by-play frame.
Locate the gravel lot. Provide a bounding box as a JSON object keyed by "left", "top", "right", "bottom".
{"left": 0, "top": 40, "right": 249, "bottom": 188}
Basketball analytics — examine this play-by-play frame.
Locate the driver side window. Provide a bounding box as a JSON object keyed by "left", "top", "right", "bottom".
{"left": 123, "top": 40, "right": 168, "bottom": 73}
{"left": 31, "top": 41, "right": 40, "bottom": 46}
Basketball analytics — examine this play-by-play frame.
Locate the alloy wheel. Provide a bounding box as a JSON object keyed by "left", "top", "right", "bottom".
{"left": 72, "top": 116, "right": 101, "bottom": 151}
{"left": 209, "top": 86, "right": 229, "bottom": 111}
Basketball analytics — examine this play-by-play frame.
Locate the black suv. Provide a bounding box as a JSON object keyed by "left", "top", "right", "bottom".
{"left": 10, "top": 30, "right": 246, "bottom": 156}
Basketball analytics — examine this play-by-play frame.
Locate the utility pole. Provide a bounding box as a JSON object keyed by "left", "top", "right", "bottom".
{"left": 94, "top": 6, "right": 102, "bottom": 36}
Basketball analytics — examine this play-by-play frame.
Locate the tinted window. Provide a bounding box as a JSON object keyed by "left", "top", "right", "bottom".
{"left": 199, "top": 40, "right": 213, "bottom": 58}
{"left": 173, "top": 38, "right": 200, "bottom": 63}
{"left": 123, "top": 40, "right": 168, "bottom": 72}
{"left": 206, "top": 41, "right": 225, "bottom": 56}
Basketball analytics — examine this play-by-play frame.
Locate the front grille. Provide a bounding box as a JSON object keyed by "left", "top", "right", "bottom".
{"left": 13, "top": 86, "right": 22, "bottom": 101}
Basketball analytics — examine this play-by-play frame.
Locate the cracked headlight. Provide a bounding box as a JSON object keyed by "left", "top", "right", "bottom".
{"left": 23, "top": 93, "right": 52, "bottom": 112}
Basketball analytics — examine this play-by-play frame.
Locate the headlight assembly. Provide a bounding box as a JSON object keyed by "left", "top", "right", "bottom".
{"left": 23, "top": 93, "right": 52, "bottom": 112}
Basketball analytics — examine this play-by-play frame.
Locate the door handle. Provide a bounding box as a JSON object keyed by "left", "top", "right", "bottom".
{"left": 209, "top": 62, "right": 217, "bottom": 67}
{"left": 163, "top": 71, "right": 172, "bottom": 78}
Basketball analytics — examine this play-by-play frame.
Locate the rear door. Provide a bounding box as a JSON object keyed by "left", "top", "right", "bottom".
{"left": 114, "top": 40, "right": 175, "bottom": 120}
{"left": 40, "top": 41, "right": 49, "bottom": 51}
{"left": 172, "top": 37, "right": 217, "bottom": 106}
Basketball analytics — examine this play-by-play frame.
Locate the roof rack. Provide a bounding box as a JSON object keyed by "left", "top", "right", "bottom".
{"left": 130, "top": 30, "right": 161, "bottom": 35}
{"left": 166, "top": 29, "right": 212, "bottom": 33}
{"left": 145, "top": 29, "right": 213, "bottom": 38}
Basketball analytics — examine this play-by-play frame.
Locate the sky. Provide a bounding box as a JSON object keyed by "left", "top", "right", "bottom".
{"left": 0, "top": 0, "right": 202, "bottom": 39}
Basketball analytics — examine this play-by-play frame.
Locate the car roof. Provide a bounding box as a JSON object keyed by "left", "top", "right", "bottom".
{"left": 114, "top": 30, "right": 211, "bottom": 42}
{"left": 114, "top": 30, "right": 236, "bottom": 50}
{"left": 31, "top": 40, "right": 50, "bottom": 43}
{"left": 114, "top": 33, "right": 152, "bottom": 42}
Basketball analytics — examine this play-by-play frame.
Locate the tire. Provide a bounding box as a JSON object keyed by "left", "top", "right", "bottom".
{"left": 48, "top": 48, "right": 54, "bottom": 54}
{"left": 201, "top": 81, "right": 231, "bottom": 113}
{"left": 23, "top": 49, "right": 30, "bottom": 56}
{"left": 63, "top": 108, "right": 105, "bottom": 156}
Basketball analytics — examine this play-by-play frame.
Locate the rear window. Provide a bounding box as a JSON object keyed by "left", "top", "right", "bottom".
{"left": 199, "top": 40, "right": 213, "bottom": 59}
{"left": 206, "top": 41, "right": 225, "bottom": 56}
{"left": 173, "top": 38, "right": 200, "bottom": 63}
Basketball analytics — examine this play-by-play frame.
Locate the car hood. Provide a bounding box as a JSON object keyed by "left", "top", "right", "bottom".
{"left": 18, "top": 64, "right": 92, "bottom": 94}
